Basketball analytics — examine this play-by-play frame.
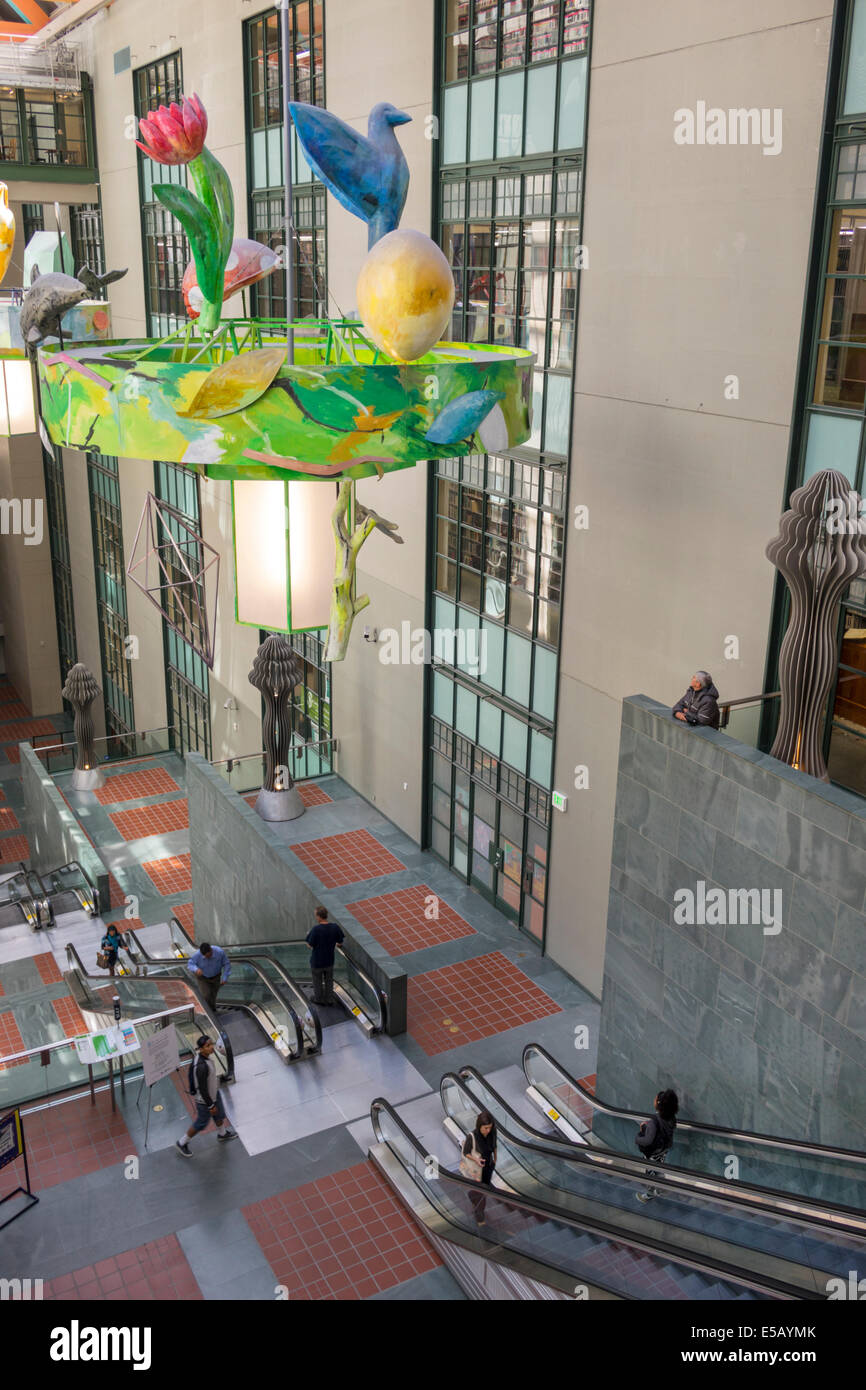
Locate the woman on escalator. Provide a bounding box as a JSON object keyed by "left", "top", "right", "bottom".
{"left": 461, "top": 1110, "right": 498, "bottom": 1227}
{"left": 99, "top": 923, "right": 126, "bottom": 978}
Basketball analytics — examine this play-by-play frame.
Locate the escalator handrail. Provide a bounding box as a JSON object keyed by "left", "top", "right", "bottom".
{"left": 65, "top": 940, "right": 236, "bottom": 1080}
{"left": 523, "top": 1041, "right": 866, "bottom": 1164}
{"left": 448, "top": 1067, "right": 866, "bottom": 1240}
{"left": 123, "top": 928, "right": 308, "bottom": 1059}
{"left": 221, "top": 931, "right": 385, "bottom": 1032}
{"left": 160, "top": 917, "right": 322, "bottom": 1054}
{"left": 370, "top": 1097, "right": 812, "bottom": 1301}
{"left": 38, "top": 859, "right": 98, "bottom": 911}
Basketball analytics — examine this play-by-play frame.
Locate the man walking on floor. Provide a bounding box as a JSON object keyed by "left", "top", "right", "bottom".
{"left": 306, "top": 906, "right": 344, "bottom": 1006}
{"left": 177, "top": 1035, "right": 237, "bottom": 1156}
{"left": 187, "top": 940, "right": 231, "bottom": 1014}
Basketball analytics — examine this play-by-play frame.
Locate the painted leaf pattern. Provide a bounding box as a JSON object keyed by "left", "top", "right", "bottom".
{"left": 178, "top": 347, "right": 286, "bottom": 419}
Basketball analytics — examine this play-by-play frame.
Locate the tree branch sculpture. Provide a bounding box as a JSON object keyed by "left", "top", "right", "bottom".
{"left": 325, "top": 480, "right": 404, "bottom": 662}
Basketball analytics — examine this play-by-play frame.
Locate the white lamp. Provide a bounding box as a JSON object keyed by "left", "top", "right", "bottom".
{"left": 232, "top": 478, "right": 337, "bottom": 632}
{"left": 0, "top": 358, "right": 36, "bottom": 436}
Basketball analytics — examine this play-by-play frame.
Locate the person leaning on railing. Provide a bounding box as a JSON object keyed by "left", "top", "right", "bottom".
{"left": 671, "top": 671, "right": 720, "bottom": 731}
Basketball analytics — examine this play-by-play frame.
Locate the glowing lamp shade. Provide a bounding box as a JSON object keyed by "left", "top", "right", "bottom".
{"left": 232, "top": 479, "right": 335, "bottom": 632}
{"left": 0, "top": 359, "right": 36, "bottom": 436}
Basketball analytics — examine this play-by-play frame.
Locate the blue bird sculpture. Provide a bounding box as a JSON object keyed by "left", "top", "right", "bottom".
{"left": 288, "top": 100, "right": 411, "bottom": 249}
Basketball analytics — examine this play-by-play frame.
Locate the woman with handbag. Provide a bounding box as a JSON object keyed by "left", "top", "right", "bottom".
{"left": 460, "top": 1109, "right": 497, "bottom": 1226}
{"left": 98, "top": 924, "right": 126, "bottom": 978}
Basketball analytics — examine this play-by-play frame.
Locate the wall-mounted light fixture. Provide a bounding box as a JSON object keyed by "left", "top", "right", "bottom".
{"left": 232, "top": 478, "right": 338, "bottom": 635}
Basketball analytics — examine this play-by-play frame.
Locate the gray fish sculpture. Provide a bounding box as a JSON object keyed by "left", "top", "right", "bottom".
{"left": 20, "top": 263, "right": 127, "bottom": 358}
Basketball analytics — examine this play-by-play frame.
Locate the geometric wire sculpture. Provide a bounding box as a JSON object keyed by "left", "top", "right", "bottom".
{"left": 126, "top": 492, "right": 220, "bottom": 668}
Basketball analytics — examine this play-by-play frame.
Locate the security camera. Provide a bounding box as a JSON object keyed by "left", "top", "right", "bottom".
{"left": 223, "top": 697, "right": 238, "bottom": 711}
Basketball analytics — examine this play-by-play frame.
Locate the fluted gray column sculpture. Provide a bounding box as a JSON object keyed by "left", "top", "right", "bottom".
{"left": 766, "top": 468, "right": 866, "bottom": 780}
{"left": 62, "top": 663, "right": 106, "bottom": 791}
{"left": 248, "top": 634, "right": 306, "bottom": 822}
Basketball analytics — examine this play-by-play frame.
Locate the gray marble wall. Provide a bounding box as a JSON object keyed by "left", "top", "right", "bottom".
{"left": 19, "top": 743, "right": 109, "bottom": 909}
{"left": 185, "top": 755, "right": 407, "bottom": 1034}
{"left": 597, "top": 697, "right": 866, "bottom": 1149}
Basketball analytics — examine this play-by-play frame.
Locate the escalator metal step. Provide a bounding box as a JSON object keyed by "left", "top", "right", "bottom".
{"left": 216, "top": 1007, "right": 271, "bottom": 1056}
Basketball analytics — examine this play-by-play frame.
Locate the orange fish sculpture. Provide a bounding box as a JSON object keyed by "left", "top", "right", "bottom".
{"left": 182, "top": 237, "right": 280, "bottom": 320}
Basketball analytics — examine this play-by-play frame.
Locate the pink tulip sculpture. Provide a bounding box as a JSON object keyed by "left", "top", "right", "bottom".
{"left": 136, "top": 94, "right": 234, "bottom": 333}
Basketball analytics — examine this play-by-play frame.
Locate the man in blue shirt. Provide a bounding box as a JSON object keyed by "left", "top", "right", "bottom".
{"left": 306, "top": 906, "right": 344, "bottom": 1006}
{"left": 187, "top": 940, "right": 231, "bottom": 1014}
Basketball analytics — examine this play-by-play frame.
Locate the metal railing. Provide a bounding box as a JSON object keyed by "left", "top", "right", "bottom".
{"left": 717, "top": 690, "right": 781, "bottom": 750}
{"left": 0, "top": 40, "right": 82, "bottom": 92}
{"left": 212, "top": 738, "right": 338, "bottom": 793}
{"left": 29, "top": 725, "right": 176, "bottom": 775}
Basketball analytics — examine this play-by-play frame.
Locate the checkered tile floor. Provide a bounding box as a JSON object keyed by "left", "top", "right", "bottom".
{"left": 109, "top": 798, "right": 189, "bottom": 841}
{"left": 0, "top": 805, "right": 20, "bottom": 832}
{"left": 0, "top": 1009, "right": 26, "bottom": 1067}
{"left": 290, "top": 829, "right": 405, "bottom": 887}
{"left": 0, "top": 717, "right": 56, "bottom": 743}
{"left": 0, "top": 833, "right": 29, "bottom": 863}
{"left": 51, "top": 995, "right": 87, "bottom": 1038}
{"left": 0, "top": 1091, "right": 136, "bottom": 1199}
{"left": 95, "top": 767, "right": 181, "bottom": 805}
{"left": 142, "top": 853, "right": 192, "bottom": 895}
{"left": 43, "top": 1236, "right": 202, "bottom": 1301}
{"left": 0, "top": 682, "right": 20, "bottom": 704}
{"left": 243, "top": 782, "right": 333, "bottom": 810}
{"left": 0, "top": 701, "right": 30, "bottom": 721}
{"left": 347, "top": 884, "right": 475, "bottom": 956}
{"left": 407, "top": 952, "right": 561, "bottom": 1055}
{"left": 245, "top": 1161, "right": 440, "bottom": 1300}
{"left": 35, "top": 953, "right": 63, "bottom": 985}
{"left": 173, "top": 902, "right": 195, "bottom": 938}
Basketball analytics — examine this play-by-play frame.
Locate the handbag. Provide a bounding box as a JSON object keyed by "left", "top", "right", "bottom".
{"left": 96, "top": 950, "right": 109, "bottom": 969}
{"left": 459, "top": 1131, "right": 483, "bottom": 1180}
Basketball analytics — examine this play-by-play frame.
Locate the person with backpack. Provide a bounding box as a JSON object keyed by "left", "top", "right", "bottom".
{"left": 176, "top": 1035, "right": 238, "bottom": 1157}
{"left": 99, "top": 923, "right": 126, "bottom": 978}
{"left": 634, "top": 1088, "right": 679, "bottom": 1203}
{"left": 461, "top": 1109, "right": 497, "bottom": 1226}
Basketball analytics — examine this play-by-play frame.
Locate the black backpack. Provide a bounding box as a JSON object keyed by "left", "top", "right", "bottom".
{"left": 637, "top": 1116, "right": 671, "bottom": 1158}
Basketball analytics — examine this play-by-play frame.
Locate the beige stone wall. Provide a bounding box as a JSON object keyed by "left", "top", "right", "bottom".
{"left": 62, "top": 447, "right": 106, "bottom": 739}
{"left": 548, "top": 3, "right": 834, "bottom": 995}
{"left": 0, "top": 433, "right": 61, "bottom": 714}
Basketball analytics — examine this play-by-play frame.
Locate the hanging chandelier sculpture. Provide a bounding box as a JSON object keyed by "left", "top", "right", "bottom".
{"left": 34, "top": 83, "right": 534, "bottom": 661}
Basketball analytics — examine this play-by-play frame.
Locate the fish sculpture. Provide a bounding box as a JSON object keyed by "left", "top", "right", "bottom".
{"left": 20, "top": 264, "right": 127, "bottom": 357}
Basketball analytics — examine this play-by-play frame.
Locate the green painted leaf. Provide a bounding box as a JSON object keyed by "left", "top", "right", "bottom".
{"left": 177, "top": 347, "right": 286, "bottom": 419}
{"left": 152, "top": 182, "right": 221, "bottom": 304}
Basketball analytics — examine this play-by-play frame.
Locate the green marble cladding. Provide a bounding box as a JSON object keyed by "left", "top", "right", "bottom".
{"left": 598, "top": 697, "right": 866, "bottom": 1152}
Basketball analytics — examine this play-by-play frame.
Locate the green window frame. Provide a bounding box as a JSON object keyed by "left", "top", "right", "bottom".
{"left": 70, "top": 202, "right": 105, "bottom": 279}
{"left": 87, "top": 452, "right": 135, "bottom": 746}
{"left": 134, "top": 52, "right": 188, "bottom": 336}
{"left": 154, "top": 461, "right": 211, "bottom": 758}
{"left": 42, "top": 444, "right": 78, "bottom": 694}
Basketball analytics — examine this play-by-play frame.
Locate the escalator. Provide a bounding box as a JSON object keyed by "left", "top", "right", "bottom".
{"left": 36, "top": 861, "right": 99, "bottom": 920}
{"left": 65, "top": 940, "right": 235, "bottom": 1086}
{"left": 69, "top": 928, "right": 313, "bottom": 1064}
{"left": 437, "top": 1068, "right": 866, "bottom": 1300}
{"left": 521, "top": 1043, "right": 866, "bottom": 1212}
{"left": 0, "top": 865, "right": 50, "bottom": 929}
{"left": 157, "top": 914, "right": 386, "bottom": 1036}
{"left": 370, "top": 1099, "right": 801, "bottom": 1300}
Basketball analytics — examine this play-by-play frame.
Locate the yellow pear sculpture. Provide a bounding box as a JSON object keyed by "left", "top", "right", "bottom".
{"left": 0, "top": 184, "right": 15, "bottom": 286}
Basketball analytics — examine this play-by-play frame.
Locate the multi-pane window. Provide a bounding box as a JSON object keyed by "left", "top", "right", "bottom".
{"left": 21, "top": 201, "right": 43, "bottom": 245}
{"left": 134, "top": 54, "right": 188, "bottom": 336}
{"left": 443, "top": 169, "right": 580, "bottom": 458}
{"left": 42, "top": 445, "right": 77, "bottom": 694}
{"left": 442, "top": 1, "right": 590, "bottom": 164}
{"left": 154, "top": 462, "right": 211, "bottom": 758}
{"left": 428, "top": 8, "right": 590, "bottom": 946}
{"left": 244, "top": 4, "right": 327, "bottom": 321}
{"left": 70, "top": 203, "right": 105, "bottom": 279}
{"left": 250, "top": 186, "right": 327, "bottom": 320}
{"left": 87, "top": 454, "right": 135, "bottom": 745}
{"left": 0, "top": 88, "right": 89, "bottom": 167}
{"left": 773, "top": 0, "right": 866, "bottom": 796}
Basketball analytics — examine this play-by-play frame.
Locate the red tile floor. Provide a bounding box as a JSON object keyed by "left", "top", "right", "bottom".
{"left": 0, "top": 805, "right": 20, "bottom": 833}
{"left": 172, "top": 901, "right": 195, "bottom": 938}
{"left": 347, "top": 883, "right": 475, "bottom": 956}
{"left": 43, "top": 1235, "right": 202, "bottom": 1301}
{"left": 0, "top": 833, "right": 30, "bottom": 863}
{"left": 243, "top": 783, "right": 332, "bottom": 810}
{"left": 245, "top": 1160, "right": 440, "bottom": 1300}
{"left": 51, "top": 995, "right": 87, "bottom": 1038}
{"left": 142, "top": 853, "right": 193, "bottom": 896}
{"left": 95, "top": 767, "right": 181, "bottom": 805}
{"left": 290, "top": 829, "right": 405, "bottom": 887}
{"left": 35, "top": 952, "right": 64, "bottom": 985}
{"left": 0, "top": 1008, "right": 26, "bottom": 1066}
{"left": 407, "top": 951, "right": 561, "bottom": 1056}
{"left": 0, "top": 1091, "right": 136, "bottom": 1198}
{"left": 109, "top": 798, "right": 189, "bottom": 841}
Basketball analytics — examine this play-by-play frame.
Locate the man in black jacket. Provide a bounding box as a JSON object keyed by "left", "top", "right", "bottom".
{"left": 672, "top": 671, "right": 720, "bottom": 730}
{"left": 176, "top": 1036, "right": 237, "bottom": 1156}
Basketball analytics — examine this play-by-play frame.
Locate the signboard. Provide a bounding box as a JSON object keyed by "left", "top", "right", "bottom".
{"left": 140, "top": 1029, "right": 180, "bottom": 1089}
{"left": 0, "top": 1109, "right": 23, "bottom": 1172}
{"left": 551, "top": 790, "right": 568, "bottom": 813}
{"left": 72, "top": 1023, "right": 139, "bottom": 1066}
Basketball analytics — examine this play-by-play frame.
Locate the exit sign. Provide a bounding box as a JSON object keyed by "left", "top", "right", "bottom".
{"left": 552, "top": 791, "right": 568, "bottom": 813}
